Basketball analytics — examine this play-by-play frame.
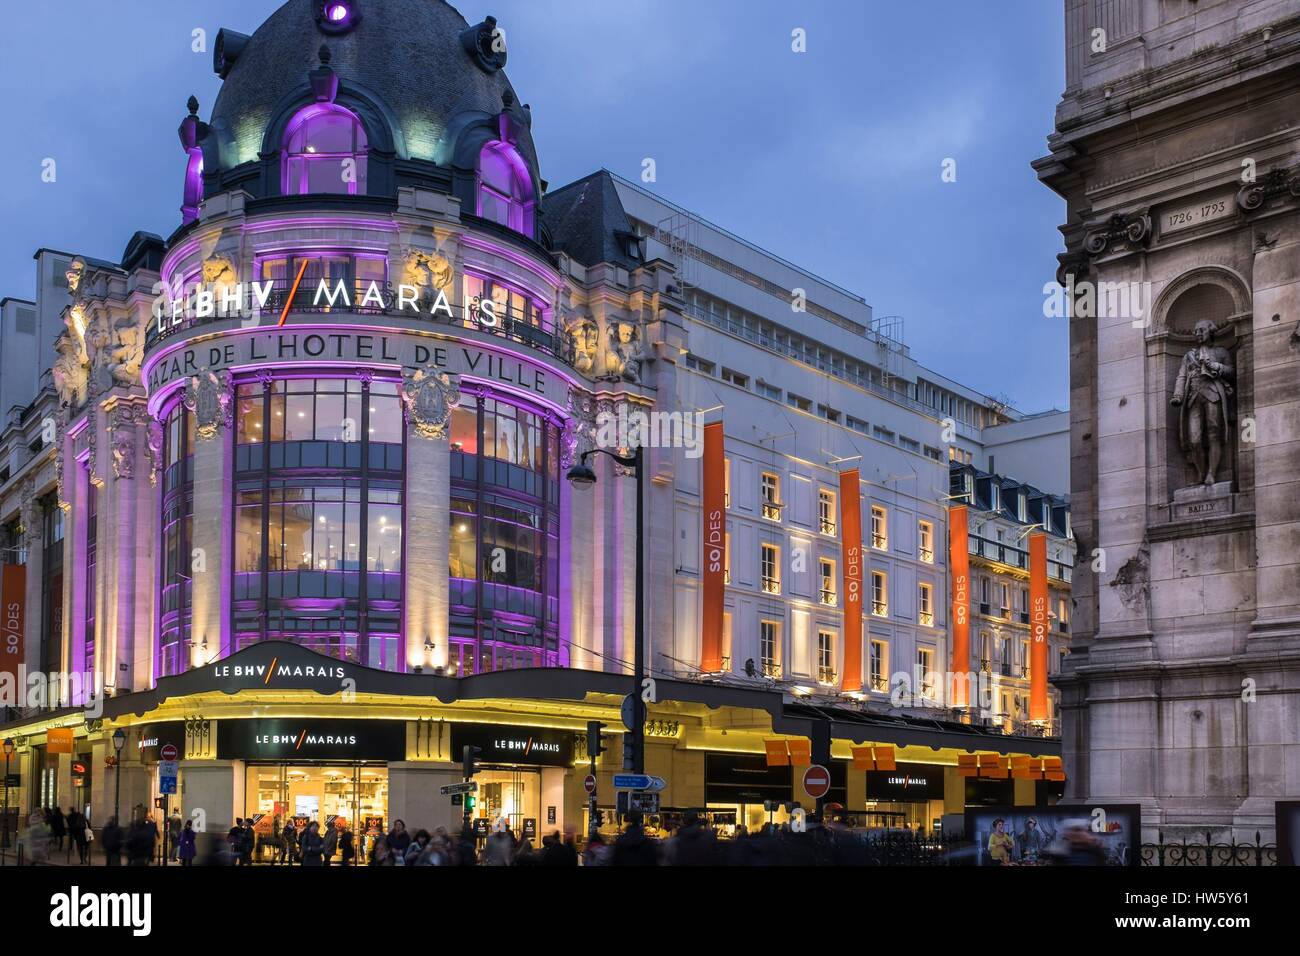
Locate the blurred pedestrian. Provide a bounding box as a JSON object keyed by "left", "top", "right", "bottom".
{"left": 612, "top": 812, "right": 659, "bottom": 866}
{"left": 101, "top": 816, "right": 123, "bottom": 866}
{"left": 300, "top": 821, "right": 324, "bottom": 866}
{"left": 322, "top": 820, "right": 339, "bottom": 866}
{"left": 178, "top": 819, "right": 197, "bottom": 866}
{"left": 339, "top": 826, "right": 355, "bottom": 866}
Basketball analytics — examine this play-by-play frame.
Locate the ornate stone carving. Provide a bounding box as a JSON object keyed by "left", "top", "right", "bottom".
{"left": 106, "top": 312, "right": 145, "bottom": 388}
{"left": 567, "top": 317, "right": 599, "bottom": 377}
{"left": 183, "top": 368, "right": 234, "bottom": 440}
{"left": 1170, "top": 319, "right": 1236, "bottom": 487}
{"left": 1109, "top": 544, "right": 1150, "bottom": 614}
{"left": 401, "top": 249, "right": 453, "bottom": 306}
{"left": 202, "top": 256, "right": 238, "bottom": 297}
{"left": 602, "top": 321, "right": 647, "bottom": 384}
{"left": 18, "top": 478, "right": 39, "bottom": 544}
{"left": 66, "top": 259, "right": 85, "bottom": 296}
{"left": 53, "top": 327, "right": 90, "bottom": 409}
{"left": 1235, "top": 166, "right": 1300, "bottom": 214}
{"left": 1082, "top": 211, "right": 1152, "bottom": 257}
{"left": 109, "top": 404, "right": 142, "bottom": 481}
{"left": 146, "top": 417, "right": 164, "bottom": 487}
{"left": 400, "top": 367, "right": 461, "bottom": 440}
{"left": 563, "top": 387, "right": 598, "bottom": 467}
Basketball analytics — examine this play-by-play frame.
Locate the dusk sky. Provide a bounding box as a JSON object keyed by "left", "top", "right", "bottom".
{"left": 0, "top": 0, "right": 1067, "bottom": 412}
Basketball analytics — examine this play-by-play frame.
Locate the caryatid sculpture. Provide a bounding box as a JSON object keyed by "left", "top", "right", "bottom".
{"left": 1170, "top": 319, "right": 1235, "bottom": 487}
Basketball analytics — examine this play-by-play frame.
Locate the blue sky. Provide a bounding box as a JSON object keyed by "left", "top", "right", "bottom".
{"left": 0, "top": 0, "right": 1067, "bottom": 411}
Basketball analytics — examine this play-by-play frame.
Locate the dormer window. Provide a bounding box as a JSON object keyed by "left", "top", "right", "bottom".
{"left": 477, "top": 141, "right": 534, "bottom": 235}
{"left": 282, "top": 103, "right": 369, "bottom": 195}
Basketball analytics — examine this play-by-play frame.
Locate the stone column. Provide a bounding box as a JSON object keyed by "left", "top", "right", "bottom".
{"left": 388, "top": 762, "right": 462, "bottom": 832}
{"left": 560, "top": 476, "right": 596, "bottom": 670}
{"left": 399, "top": 369, "right": 456, "bottom": 672}
{"left": 179, "top": 760, "right": 238, "bottom": 842}
{"left": 189, "top": 391, "right": 233, "bottom": 663}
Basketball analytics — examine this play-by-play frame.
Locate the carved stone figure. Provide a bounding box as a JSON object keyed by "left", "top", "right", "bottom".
{"left": 1170, "top": 319, "right": 1236, "bottom": 486}
{"left": 108, "top": 313, "right": 145, "bottom": 388}
{"left": 400, "top": 250, "right": 454, "bottom": 305}
{"left": 604, "top": 321, "right": 646, "bottom": 383}
{"left": 400, "top": 367, "right": 461, "bottom": 440}
{"left": 202, "top": 256, "right": 238, "bottom": 300}
{"left": 84, "top": 313, "right": 115, "bottom": 397}
{"left": 568, "top": 318, "right": 599, "bottom": 376}
{"left": 53, "top": 330, "right": 90, "bottom": 409}
{"left": 183, "top": 368, "right": 234, "bottom": 440}
{"left": 66, "top": 259, "right": 85, "bottom": 296}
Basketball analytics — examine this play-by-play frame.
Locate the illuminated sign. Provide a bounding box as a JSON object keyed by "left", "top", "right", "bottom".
{"left": 451, "top": 723, "right": 574, "bottom": 768}
{"left": 949, "top": 505, "right": 971, "bottom": 707}
{"left": 217, "top": 719, "right": 406, "bottom": 761}
{"left": 839, "top": 470, "right": 863, "bottom": 693}
{"left": 699, "top": 422, "right": 725, "bottom": 672}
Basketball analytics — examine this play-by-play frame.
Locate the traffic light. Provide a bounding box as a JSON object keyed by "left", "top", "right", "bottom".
{"left": 462, "top": 744, "right": 481, "bottom": 779}
{"left": 586, "top": 720, "right": 604, "bottom": 759}
{"left": 464, "top": 794, "right": 475, "bottom": 814}
{"left": 621, "top": 733, "right": 637, "bottom": 771}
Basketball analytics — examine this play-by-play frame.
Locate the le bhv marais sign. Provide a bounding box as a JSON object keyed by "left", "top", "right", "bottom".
{"left": 146, "top": 329, "right": 569, "bottom": 408}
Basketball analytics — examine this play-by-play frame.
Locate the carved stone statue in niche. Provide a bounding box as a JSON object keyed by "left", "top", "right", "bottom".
{"left": 567, "top": 317, "right": 598, "bottom": 376}
{"left": 183, "top": 368, "right": 233, "bottom": 440}
{"left": 603, "top": 321, "right": 646, "bottom": 384}
{"left": 107, "top": 313, "right": 145, "bottom": 388}
{"left": 202, "top": 256, "right": 238, "bottom": 297}
{"left": 400, "top": 367, "right": 461, "bottom": 440}
{"left": 1170, "top": 319, "right": 1236, "bottom": 487}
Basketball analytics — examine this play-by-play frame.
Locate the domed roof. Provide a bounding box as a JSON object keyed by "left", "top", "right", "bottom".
{"left": 208, "top": 0, "right": 536, "bottom": 173}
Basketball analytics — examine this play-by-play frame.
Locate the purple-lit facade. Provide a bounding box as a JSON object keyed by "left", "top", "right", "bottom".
{"left": 0, "top": 0, "right": 1064, "bottom": 848}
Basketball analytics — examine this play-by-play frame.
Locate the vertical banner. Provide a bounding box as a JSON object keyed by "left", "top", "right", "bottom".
{"left": 839, "top": 470, "right": 863, "bottom": 693}
{"left": 949, "top": 506, "right": 970, "bottom": 707}
{"left": 699, "top": 422, "right": 726, "bottom": 672}
{"left": 1029, "top": 531, "right": 1050, "bottom": 722}
{"left": 1, "top": 563, "right": 24, "bottom": 688}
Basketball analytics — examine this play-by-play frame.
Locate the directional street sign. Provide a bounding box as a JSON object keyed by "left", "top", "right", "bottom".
{"left": 612, "top": 774, "right": 666, "bottom": 792}
{"left": 440, "top": 781, "right": 478, "bottom": 796}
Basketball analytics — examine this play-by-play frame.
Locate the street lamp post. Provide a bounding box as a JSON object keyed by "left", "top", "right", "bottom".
{"left": 1, "top": 738, "right": 13, "bottom": 851}
{"left": 111, "top": 728, "right": 126, "bottom": 827}
{"left": 566, "top": 445, "right": 645, "bottom": 775}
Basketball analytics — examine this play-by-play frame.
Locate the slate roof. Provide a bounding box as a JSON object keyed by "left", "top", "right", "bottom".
{"left": 208, "top": 0, "right": 537, "bottom": 173}
{"left": 541, "top": 170, "right": 641, "bottom": 270}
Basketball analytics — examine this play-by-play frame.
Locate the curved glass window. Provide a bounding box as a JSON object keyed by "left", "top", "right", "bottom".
{"left": 447, "top": 390, "right": 561, "bottom": 674}
{"left": 157, "top": 402, "right": 196, "bottom": 677}
{"left": 231, "top": 375, "right": 402, "bottom": 668}
{"left": 282, "top": 103, "right": 369, "bottom": 196}
{"left": 477, "top": 141, "right": 533, "bottom": 235}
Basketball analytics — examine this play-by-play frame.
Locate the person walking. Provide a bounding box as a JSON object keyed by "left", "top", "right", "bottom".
{"left": 228, "top": 819, "right": 244, "bottom": 865}
{"left": 280, "top": 819, "right": 298, "bottom": 865}
{"left": 101, "top": 816, "right": 123, "bottom": 866}
{"left": 339, "top": 826, "right": 355, "bottom": 867}
{"left": 67, "top": 807, "right": 90, "bottom": 865}
{"left": 612, "top": 812, "right": 659, "bottom": 866}
{"left": 387, "top": 819, "right": 411, "bottom": 858}
{"left": 322, "top": 820, "right": 339, "bottom": 866}
{"left": 167, "top": 810, "right": 183, "bottom": 863}
{"left": 178, "top": 819, "right": 197, "bottom": 867}
{"left": 240, "top": 818, "right": 256, "bottom": 866}
{"left": 49, "top": 806, "right": 67, "bottom": 852}
{"left": 299, "top": 821, "right": 325, "bottom": 866}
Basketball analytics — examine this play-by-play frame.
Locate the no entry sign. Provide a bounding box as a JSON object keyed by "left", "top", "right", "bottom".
{"left": 160, "top": 743, "right": 179, "bottom": 762}
{"left": 802, "top": 764, "right": 831, "bottom": 800}
{"left": 583, "top": 774, "right": 597, "bottom": 795}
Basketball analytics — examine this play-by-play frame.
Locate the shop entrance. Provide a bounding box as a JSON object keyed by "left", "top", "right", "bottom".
{"left": 469, "top": 766, "right": 541, "bottom": 840}
{"left": 243, "top": 762, "right": 388, "bottom": 863}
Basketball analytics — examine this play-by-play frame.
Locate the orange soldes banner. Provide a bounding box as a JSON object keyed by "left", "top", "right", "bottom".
{"left": 1029, "top": 531, "right": 1050, "bottom": 722}
{"left": 839, "top": 470, "right": 863, "bottom": 692}
{"left": 949, "top": 506, "right": 970, "bottom": 707}
{"left": 700, "top": 422, "right": 726, "bottom": 672}
{"left": 1, "top": 563, "right": 24, "bottom": 688}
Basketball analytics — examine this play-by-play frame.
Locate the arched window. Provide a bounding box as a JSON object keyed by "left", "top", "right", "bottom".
{"left": 281, "top": 103, "right": 369, "bottom": 196}
{"left": 181, "top": 148, "right": 203, "bottom": 224}
{"left": 477, "top": 141, "right": 533, "bottom": 235}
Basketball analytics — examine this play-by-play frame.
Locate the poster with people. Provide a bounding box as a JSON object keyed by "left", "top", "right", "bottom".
{"left": 965, "top": 805, "right": 1140, "bottom": 866}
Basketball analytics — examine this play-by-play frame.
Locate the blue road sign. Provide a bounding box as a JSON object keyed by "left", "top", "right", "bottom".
{"left": 612, "top": 774, "right": 666, "bottom": 792}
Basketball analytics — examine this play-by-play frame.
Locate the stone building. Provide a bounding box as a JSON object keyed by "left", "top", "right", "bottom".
{"left": 1036, "top": 0, "right": 1300, "bottom": 838}
{"left": 1, "top": 0, "right": 1071, "bottom": 850}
